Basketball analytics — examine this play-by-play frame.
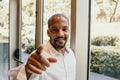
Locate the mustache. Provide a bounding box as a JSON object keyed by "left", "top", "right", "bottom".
{"left": 54, "top": 36, "right": 65, "bottom": 40}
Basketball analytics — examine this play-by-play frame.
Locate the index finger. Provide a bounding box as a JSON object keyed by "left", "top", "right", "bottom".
{"left": 36, "top": 45, "right": 50, "bottom": 67}
{"left": 36, "top": 45, "right": 44, "bottom": 55}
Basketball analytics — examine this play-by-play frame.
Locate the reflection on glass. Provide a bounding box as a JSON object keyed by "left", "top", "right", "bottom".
{"left": 0, "top": 0, "right": 9, "bottom": 80}
{"left": 90, "top": 0, "right": 120, "bottom": 80}
{"left": 43, "top": 0, "right": 71, "bottom": 46}
{"left": 21, "top": 0, "right": 36, "bottom": 62}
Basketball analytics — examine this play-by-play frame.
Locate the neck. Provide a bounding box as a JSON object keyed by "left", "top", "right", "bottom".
{"left": 50, "top": 41, "right": 65, "bottom": 54}
{"left": 56, "top": 48, "right": 65, "bottom": 55}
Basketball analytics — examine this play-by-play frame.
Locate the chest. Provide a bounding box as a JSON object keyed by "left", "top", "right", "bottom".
{"left": 42, "top": 53, "right": 76, "bottom": 80}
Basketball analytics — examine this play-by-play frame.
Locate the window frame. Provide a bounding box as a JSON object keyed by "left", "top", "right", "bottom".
{"left": 70, "top": 0, "right": 90, "bottom": 80}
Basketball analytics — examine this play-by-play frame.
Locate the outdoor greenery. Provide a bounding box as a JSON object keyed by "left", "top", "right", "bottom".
{"left": 91, "top": 36, "right": 119, "bottom": 46}
{"left": 90, "top": 36, "right": 120, "bottom": 79}
{"left": 0, "top": 1, "right": 9, "bottom": 42}
{"left": 93, "top": 0, "right": 120, "bottom": 23}
{"left": 25, "top": 45, "right": 35, "bottom": 54}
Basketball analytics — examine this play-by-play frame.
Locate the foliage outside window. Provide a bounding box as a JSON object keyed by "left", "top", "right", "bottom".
{"left": 21, "top": 0, "right": 36, "bottom": 53}
{"left": 0, "top": 0, "right": 9, "bottom": 42}
{"left": 90, "top": 36, "right": 120, "bottom": 79}
{"left": 0, "top": 0, "right": 9, "bottom": 80}
{"left": 92, "top": 0, "right": 120, "bottom": 23}
{"left": 90, "top": 0, "right": 120, "bottom": 79}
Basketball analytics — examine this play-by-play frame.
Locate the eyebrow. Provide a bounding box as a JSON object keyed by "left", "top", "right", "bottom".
{"left": 50, "top": 26, "right": 57, "bottom": 29}
{"left": 50, "top": 26, "right": 69, "bottom": 29}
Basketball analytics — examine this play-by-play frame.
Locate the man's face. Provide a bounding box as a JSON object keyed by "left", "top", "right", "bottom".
{"left": 47, "top": 16, "right": 69, "bottom": 49}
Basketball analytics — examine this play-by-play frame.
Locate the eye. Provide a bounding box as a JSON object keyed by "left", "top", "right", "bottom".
{"left": 63, "top": 28, "right": 68, "bottom": 32}
{"left": 51, "top": 28, "right": 59, "bottom": 33}
{"left": 53, "top": 28, "right": 58, "bottom": 31}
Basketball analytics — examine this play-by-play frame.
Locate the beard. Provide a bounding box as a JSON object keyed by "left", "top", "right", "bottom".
{"left": 51, "top": 36, "right": 68, "bottom": 49}
{"left": 54, "top": 40, "right": 66, "bottom": 48}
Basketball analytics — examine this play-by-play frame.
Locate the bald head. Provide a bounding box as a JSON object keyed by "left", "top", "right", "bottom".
{"left": 48, "top": 14, "right": 69, "bottom": 28}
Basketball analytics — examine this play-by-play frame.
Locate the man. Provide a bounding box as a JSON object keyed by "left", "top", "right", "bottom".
{"left": 17, "top": 13, "right": 76, "bottom": 80}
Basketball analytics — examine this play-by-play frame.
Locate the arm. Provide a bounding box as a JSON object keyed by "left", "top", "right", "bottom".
{"left": 17, "top": 45, "right": 57, "bottom": 80}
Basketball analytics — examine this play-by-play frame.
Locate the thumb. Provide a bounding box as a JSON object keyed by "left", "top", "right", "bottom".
{"left": 47, "top": 57, "right": 57, "bottom": 63}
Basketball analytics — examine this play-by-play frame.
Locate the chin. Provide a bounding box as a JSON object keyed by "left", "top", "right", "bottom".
{"left": 56, "top": 46, "right": 65, "bottom": 49}
{"left": 57, "top": 44, "right": 66, "bottom": 48}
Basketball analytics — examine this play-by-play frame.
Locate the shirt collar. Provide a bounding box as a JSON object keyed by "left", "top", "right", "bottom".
{"left": 45, "top": 41, "right": 69, "bottom": 56}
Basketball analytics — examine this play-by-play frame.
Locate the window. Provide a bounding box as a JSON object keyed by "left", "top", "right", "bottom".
{"left": 90, "top": 0, "right": 120, "bottom": 80}
{"left": 0, "top": 0, "right": 9, "bottom": 79}
{"left": 21, "top": 0, "right": 36, "bottom": 62}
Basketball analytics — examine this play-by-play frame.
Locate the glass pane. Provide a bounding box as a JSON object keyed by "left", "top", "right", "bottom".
{"left": 90, "top": 0, "right": 120, "bottom": 80}
{"left": 43, "top": 0, "right": 71, "bottom": 46}
{"left": 21, "top": 0, "right": 36, "bottom": 63}
{"left": 0, "top": 0, "right": 9, "bottom": 80}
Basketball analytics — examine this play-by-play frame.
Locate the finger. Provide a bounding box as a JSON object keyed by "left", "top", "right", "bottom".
{"left": 28, "top": 57, "right": 46, "bottom": 71}
{"left": 47, "top": 57, "right": 57, "bottom": 63}
{"left": 31, "top": 50, "right": 50, "bottom": 67}
{"left": 40, "top": 56, "right": 50, "bottom": 67}
{"left": 39, "top": 57, "right": 57, "bottom": 67}
{"left": 26, "top": 64, "right": 42, "bottom": 74}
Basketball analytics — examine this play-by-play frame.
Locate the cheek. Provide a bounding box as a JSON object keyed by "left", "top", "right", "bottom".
{"left": 50, "top": 36, "right": 55, "bottom": 40}
{"left": 65, "top": 32, "right": 69, "bottom": 38}
{"left": 49, "top": 34, "right": 56, "bottom": 40}
{"left": 48, "top": 31, "right": 55, "bottom": 39}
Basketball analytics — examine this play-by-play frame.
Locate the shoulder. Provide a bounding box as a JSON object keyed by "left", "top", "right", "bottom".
{"left": 66, "top": 47, "right": 75, "bottom": 54}
{"left": 66, "top": 47, "right": 76, "bottom": 60}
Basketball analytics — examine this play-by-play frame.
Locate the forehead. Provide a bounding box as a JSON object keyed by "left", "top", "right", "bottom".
{"left": 48, "top": 16, "right": 69, "bottom": 27}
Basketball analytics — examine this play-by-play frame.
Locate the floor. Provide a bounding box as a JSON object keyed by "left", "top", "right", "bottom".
{"left": 90, "top": 72, "right": 119, "bottom": 80}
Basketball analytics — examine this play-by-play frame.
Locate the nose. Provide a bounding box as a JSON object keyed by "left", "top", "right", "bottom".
{"left": 57, "top": 29, "right": 64, "bottom": 37}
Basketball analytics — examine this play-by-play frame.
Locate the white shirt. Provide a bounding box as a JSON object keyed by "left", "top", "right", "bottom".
{"left": 17, "top": 41, "right": 76, "bottom": 80}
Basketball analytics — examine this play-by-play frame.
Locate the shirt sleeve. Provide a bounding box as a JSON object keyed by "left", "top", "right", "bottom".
{"left": 16, "top": 65, "right": 27, "bottom": 80}
{"left": 16, "top": 65, "right": 41, "bottom": 80}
